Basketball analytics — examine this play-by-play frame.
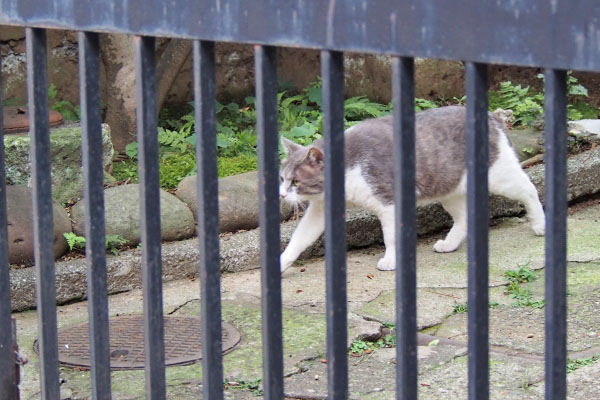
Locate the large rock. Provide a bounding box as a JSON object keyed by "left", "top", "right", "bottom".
{"left": 505, "top": 128, "right": 544, "bottom": 161}
{"left": 175, "top": 171, "right": 295, "bottom": 232}
{"left": 6, "top": 185, "right": 71, "bottom": 265}
{"left": 568, "top": 119, "right": 600, "bottom": 142}
{"left": 70, "top": 184, "right": 195, "bottom": 246}
{"left": 527, "top": 143, "right": 600, "bottom": 203}
{"left": 4, "top": 123, "right": 114, "bottom": 204}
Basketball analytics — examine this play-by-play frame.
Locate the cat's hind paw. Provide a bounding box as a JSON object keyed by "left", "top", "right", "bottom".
{"left": 377, "top": 257, "right": 396, "bottom": 271}
{"left": 280, "top": 254, "right": 294, "bottom": 273}
{"left": 433, "top": 239, "right": 460, "bottom": 253}
{"left": 531, "top": 220, "right": 545, "bottom": 236}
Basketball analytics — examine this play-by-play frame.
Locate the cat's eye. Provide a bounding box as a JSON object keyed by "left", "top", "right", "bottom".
{"left": 279, "top": 176, "right": 284, "bottom": 183}
{"left": 292, "top": 179, "right": 300, "bottom": 187}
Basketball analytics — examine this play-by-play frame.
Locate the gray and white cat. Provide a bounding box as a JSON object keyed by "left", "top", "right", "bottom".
{"left": 279, "top": 106, "right": 545, "bottom": 272}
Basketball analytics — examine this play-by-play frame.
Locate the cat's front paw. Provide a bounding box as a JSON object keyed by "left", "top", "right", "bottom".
{"left": 433, "top": 239, "right": 460, "bottom": 253}
{"left": 377, "top": 257, "right": 396, "bottom": 271}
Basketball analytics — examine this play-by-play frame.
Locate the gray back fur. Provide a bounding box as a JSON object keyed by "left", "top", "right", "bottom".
{"left": 281, "top": 106, "right": 505, "bottom": 204}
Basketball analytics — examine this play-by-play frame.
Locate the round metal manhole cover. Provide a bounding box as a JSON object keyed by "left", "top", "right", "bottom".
{"left": 35, "top": 315, "right": 241, "bottom": 370}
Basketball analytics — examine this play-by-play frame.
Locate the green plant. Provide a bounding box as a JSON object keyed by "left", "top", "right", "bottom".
{"left": 452, "top": 95, "right": 467, "bottom": 106}
{"left": 489, "top": 72, "right": 598, "bottom": 128}
{"left": 48, "top": 83, "right": 80, "bottom": 121}
{"left": 112, "top": 159, "right": 139, "bottom": 183}
{"left": 62, "top": 232, "right": 128, "bottom": 256}
{"left": 504, "top": 266, "right": 538, "bottom": 283}
{"left": 504, "top": 266, "right": 545, "bottom": 308}
{"left": 63, "top": 232, "right": 86, "bottom": 251}
{"left": 158, "top": 152, "right": 196, "bottom": 189}
{"left": 453, "top": 303, "right": 468, "bottom": 313}
{"left": 105, "top": 234, "right": 128, "bottom": 256}
{"left": 415, "top": 98, "right": 438, "bottom": 111}
{"left": 349, "top": 335, "right": 395, "bottom": 356}
{"left": 224, "top": 378, "right": 262, "bottom": 396}
{"left": 488, "top": 81, "right": 544, "bottom": 127}
{"left": 566, "top": 353, "right": 600, "bottom": 373}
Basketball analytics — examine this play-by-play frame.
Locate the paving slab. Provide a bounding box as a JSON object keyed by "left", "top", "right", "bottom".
{"left": 10, "top": 202, "right": 600, "bottom": 399}
{"left": 435, "top": 262, "right": 600, "bottom": 355}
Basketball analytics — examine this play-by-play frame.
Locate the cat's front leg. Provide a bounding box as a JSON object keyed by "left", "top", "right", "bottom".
{"left": 280, "top": 200, "right": 325, "bottom": 272}
{"left": 377, "top": 206, "right": 396, "bottom": 271}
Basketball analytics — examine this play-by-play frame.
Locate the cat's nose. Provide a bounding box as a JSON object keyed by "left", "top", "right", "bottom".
{"left": 279, "top": 187, "right": 287, "bottom": 198}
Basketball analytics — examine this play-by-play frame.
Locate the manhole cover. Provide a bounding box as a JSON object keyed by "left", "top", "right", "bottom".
{"left": 35, "top": 315, "right": 241, "bottom": 370}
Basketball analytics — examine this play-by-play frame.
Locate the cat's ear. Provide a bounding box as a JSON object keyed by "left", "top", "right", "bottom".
{"left": 305, "top": 147, "right": 324, "bottom": 168}
{"left": 281, "top": 137, "right": 304, "bottom": 155}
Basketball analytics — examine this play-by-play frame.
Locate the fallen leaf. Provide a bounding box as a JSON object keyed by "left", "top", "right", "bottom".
{"left": 321, "top": 359, "right": 327, "bottom": 364}
{"left": 366, "top": 274, "right": 375, "bottom": 279}
{"left": 300, "top": 268, "right": 306, "bottom": 272}
{"left": 296, "top": 289, "right": 303, "bottom": 293}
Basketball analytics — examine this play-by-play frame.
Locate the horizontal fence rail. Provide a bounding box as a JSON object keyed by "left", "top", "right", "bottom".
{"left": 1, "top": 1, "right": 600, "bottom": 71}
{"left": 0, "top": 0, "right": 583, "bottom": 399}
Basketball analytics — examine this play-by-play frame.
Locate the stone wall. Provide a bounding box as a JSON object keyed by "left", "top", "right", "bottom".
{"left": 2, "top": 28, "right": 600, "bottom": 108}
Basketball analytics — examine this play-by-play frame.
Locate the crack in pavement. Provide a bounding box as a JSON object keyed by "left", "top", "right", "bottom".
{"left": 166, "top": 298, "right": 199, "bottom": 315}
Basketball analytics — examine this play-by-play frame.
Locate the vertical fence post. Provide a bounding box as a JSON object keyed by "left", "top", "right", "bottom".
{"left": 134, "top": 35, "right": 166, "bottom": 400}
{"left": 79, "top": 31, "right": 112, "bottom": 400}
{"left": 193, "top": 39, "right": 225, "bottom": 400}
{"left": 392, "top": 56, "right": 417, "bottom": 400}
{"left": 544, "top": 69, "right": 567, "bottom": 400}
{"left": 255, "top": 45, "right": 284, "bottom": 399}
{"left": 0, "top": 52, "right": 18, "bottom": 400}
{"left": 465, "top": 62, "right": 489, "bottom": 400}
{"left": 26, "top": 27, "right": 60, "bottom": 400}
{"left": 321, "top": 49, "right": 348, "bottom": 400}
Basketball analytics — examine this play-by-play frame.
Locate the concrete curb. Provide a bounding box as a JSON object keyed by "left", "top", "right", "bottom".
{"left": 9, "top": 146, "right": 600, "bottom": 311}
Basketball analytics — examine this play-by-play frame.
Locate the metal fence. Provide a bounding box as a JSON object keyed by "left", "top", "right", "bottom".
{"left": 1, "top": 1, "right": 598, "bottom": 399}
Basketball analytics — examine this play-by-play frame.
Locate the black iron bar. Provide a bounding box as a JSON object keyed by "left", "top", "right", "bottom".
{"left": 465, "top": 62, "right": 489, "bottom": 400}
{"left": 255, "top": 45, "right": 284, "bottom": 400}
{"left": 193, "top": 40, "right": 224, "bottom": 400}
{"left": 134, "top": 35, "right": 166, "bottom": 399}
{"left": 27, "top": 27, "right": 61, "bottom": 400}
{"left": 78, "top": 31, "right": 111, "bottom": 400}
{"left": 392, "top": 56, "right": 417, "bottom": 400}
{"left": 543, "top": 69, "right": 567, "bottom": 400}
{"left": 0, "top": 51, "right": 18, "bottom": 400}
{"left": 321, "top": 50, "right": 348, "bottom": 399}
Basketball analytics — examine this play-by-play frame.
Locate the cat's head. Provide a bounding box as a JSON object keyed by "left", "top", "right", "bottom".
{"left": 279, "top": 137, "right": 325, "bottom": 203}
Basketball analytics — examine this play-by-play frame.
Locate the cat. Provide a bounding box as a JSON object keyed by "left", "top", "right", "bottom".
{"left": 278, "top": 106, "right": 545, "bottom": 272}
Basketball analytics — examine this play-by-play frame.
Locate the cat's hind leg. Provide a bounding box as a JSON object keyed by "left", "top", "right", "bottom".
{"left": 433, "top": 195, "right": 467, "bottom": 253}
{"left": 489, "top": 136, "right": 545, "bottom": 236}
{"left": 489, "top": 166, "right": 545, "bottom": 235}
